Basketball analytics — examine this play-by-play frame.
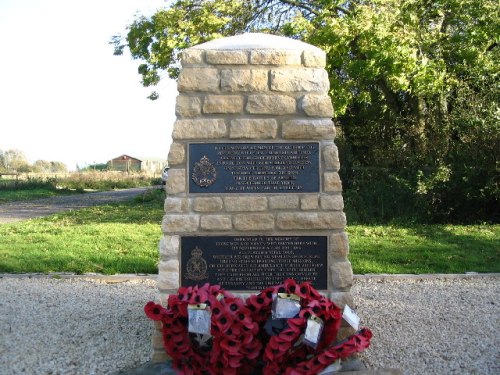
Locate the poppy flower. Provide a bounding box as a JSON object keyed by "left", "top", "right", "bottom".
{"left": 234, "top": 309, "right": 253, "bottom": 329}
{"left": 277, "top": 328, "right": 299, "bottom": 342}
{"left": 144, "top": 301, "right": 165, "bottom": 321}
{"left": 238, "top": 331, "right": 256, "bottom": 345}
{"left": 284, "top": 279, "right": 298, "bottom": 294}
{"left": 246, "top": 294, "right": 271, "bottom": 323}
{"left": 293, "top": 282, "right": 311, "bottom": 299}
{"left": 217, "top": 312, "right": 234, "bottom": 334}
{"left": 244, "top": 339, "right": 262, "bottom": 359}
{"left": 207, "top": 283, "right": 222, "bottom": 295}
{"left": 287, "top": 317, "right": 306, "bottom": 333}
{"left": 176, "top": 286, "right": 192, "bottom": 302}
{"left": 267, "top": 336, "right": 291, "bottom": 356}
{"left": 220, "top": 337, "right": 242, "bottom": 354}
{"left": 210, "top": 300, "right": 225, "bottom": 319}
{"left": 247, "top": 294, "right": 267, "bottom": 310}
{"left": 316, "top": 351, "right": 336, "bottom": 365}
{"left": 223, "top": 297, "right": 246, "bottom": 315}
{"left": 264, "top": 362, "right": 281, "bottom": 375}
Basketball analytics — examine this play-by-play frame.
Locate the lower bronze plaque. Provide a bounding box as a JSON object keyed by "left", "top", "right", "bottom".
{"left": 181, "top": 236, "right": 327, "bottom": 290}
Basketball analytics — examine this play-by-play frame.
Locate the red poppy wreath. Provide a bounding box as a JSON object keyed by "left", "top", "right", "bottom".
{"left": 246, "top": 278, "right": 372, "bottom": 375}
{"left": 145, "top": 279, "right": 372, "bottom": 375}
{"left": 144, "top": 283, "right": 262, "bottom": 375}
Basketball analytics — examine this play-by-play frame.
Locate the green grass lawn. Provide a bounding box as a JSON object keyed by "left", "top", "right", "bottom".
{"left": 0, "top": 190, "right": 164, "bottom": 274}
{"left": 0, "top": 187, "right": 498, "bottom": 274}
{"left": 347, "top": 224, "right": 500, "bottom": 274}
{"left": 0, "top": 187, "right": 82, "bottom": 203}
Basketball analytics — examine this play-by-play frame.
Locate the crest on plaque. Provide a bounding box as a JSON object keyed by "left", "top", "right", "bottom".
{"left": 186, "top": 247, "right": 209, "bottom": 281}
{"left": 192, "top": 155, "right": 217, "bottom": 188}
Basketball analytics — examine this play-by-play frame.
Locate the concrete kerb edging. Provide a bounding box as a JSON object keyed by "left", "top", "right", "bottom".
{"left": 1, "top": 272, "right": 499, "bottom": 282}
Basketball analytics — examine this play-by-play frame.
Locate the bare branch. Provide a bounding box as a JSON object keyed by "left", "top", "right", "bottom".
{"left": 279, "top": 0, "right": 321, "bottom": 16}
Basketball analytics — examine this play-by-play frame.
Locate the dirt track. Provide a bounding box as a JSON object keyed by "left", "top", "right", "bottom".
{"left": 0, "top": 187, "right": 153, "bottom": 224}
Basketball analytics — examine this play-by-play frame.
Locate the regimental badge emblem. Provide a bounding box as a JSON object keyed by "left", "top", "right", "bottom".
{"left": 192, "top": 155, "right": 216, "bottom": 188}
{"left": 186, "top": 247, "right": 209, "bottom": 281}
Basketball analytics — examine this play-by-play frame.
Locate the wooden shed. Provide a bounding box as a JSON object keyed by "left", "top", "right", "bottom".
{"left": 107, "top": 155, "right": 142, "bottom": 172}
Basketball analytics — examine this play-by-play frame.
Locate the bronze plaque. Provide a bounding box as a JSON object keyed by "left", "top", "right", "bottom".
{"left": 180, "top": 236, "right": 327, "bottom": 290}
{"left": 189, "top": 143, "right": 320, "bottom": 193}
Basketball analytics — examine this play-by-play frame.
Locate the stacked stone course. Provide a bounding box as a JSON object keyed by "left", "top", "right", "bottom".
{"left": 154, "top": 34, "right": 353, "bottom": 361}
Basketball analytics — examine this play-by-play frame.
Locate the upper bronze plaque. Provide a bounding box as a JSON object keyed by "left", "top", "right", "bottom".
{"left": 189, "top": 143, "right": 319, "bottom": 193}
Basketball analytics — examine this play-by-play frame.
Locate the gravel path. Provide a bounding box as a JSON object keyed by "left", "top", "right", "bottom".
{"left": 0, "top": 188, "right": 154, "bottom": 224}
{"left": 0, "top": 275, "right": 498, "bottom": 375}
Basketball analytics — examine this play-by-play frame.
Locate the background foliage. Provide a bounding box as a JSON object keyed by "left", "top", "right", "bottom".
{"left": 0, "top": 149, "right": 67, "bottom": 173}
{"left": 112, "top": 0, "right": 499, "bottom": 223}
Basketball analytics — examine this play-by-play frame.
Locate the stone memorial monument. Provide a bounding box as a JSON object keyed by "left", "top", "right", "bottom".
{"left": 154, "top": 33, "right": 353, "bottom": 362}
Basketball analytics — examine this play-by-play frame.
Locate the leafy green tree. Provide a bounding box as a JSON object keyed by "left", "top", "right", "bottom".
{"left": 49, "top": 161, "right": 68, "bottom": 173}
{"left": 0, "top": 149, "right": 31, "bottom": 172}
{"left": 33, "top": 160, "right": 52, "bottom": 173}
{"left": 113, "top": 0, "right": 499, "bottom": 222}
{"left": 34, "top": 160, "right": 67, "bottom": 173}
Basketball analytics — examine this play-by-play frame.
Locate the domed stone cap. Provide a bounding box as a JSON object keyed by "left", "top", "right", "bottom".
{"left": 182, "top": 33, "right": 326, "bottom": 67}
{"left": 190, "top": 33, "right": 323, "bottom": 52}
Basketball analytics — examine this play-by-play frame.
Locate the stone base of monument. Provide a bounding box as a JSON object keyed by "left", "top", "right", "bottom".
{"left": 113, "top": 358, "right": 402, "bottom": 375}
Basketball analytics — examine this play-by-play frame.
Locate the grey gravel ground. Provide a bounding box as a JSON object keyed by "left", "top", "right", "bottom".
{"left": 0, "top": 275, "right": 498, "bottom": 375}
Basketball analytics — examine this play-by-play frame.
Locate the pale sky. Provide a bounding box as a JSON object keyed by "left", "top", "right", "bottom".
{"left": 0, "top": 0, "right": 177, "bottom": 170}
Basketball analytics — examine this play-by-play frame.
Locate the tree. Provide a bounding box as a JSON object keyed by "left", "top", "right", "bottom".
{"left": 113, "top": 0, "right": 499, "bottom": 222}
{"left": 0, "top": 149, "right": 31, "bottom": 172}
{"left": 33, "top": 160, "right": 68, "bottom": 173}
{"left": 33, "top": 160, "right": 52, "bottom": 173}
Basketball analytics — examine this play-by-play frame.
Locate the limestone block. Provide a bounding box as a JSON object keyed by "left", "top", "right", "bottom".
{"left": 270, "top": 69, "right": 329, "bottom": 92}
{"left": 323, "top": 144, "right": 340, "bottom": 171}
{"left": 300, "top": 94, "right": 334, "bottom": 117}
{"left": 151, "top": 350, "right": 170, "bottom": 363}
{"left": 175, "top": 96, "right": 202, "bottom": 117}
{"left": 246, "top": 94, "right": 296, "bottom": 115}
{"left": 324, "top": 172, "right": 343, "bottom": 192}
{"left": 320, "top": 194, "right": 344, "bottom": 211}
{"left": 193, "top": 197, "right": 223, "bottom": 212}
{"left": 162, "top": 214, "right": 200, "bottom": 233}
{"left": 329, "top": 231, "right": 350, "bottom": 257}
{"left": 152, "top": 330, "right": 165, "bottom": 349}
{"left": 282, "top": 119, "right": 335, "bottom": 140}
{"left": 164, "top": 197, "right": 189, "bottom": 213}
{"left": 206, "top": 50, "right": 248, "bottom": 65}
{"left": 224, "top": 196, "right": 268, "bottom": 211}
{"left": 269, "top": 195, "right": 299, "bottom": 209}
{"left": 201, "top": 215, "right": 233, "bottom": 231}
{"left": 220, "top": 69, "right": 268, "bottom": 92}
{"left": 203, "top": 95, "right": 244, "bottom": 114}
{"left": 250, "top": 50, "right": 302, "bottom": 65}
{"left": 158, "top": 294, "right": 176, "bottom": 308}
{"left": 276, "top": 212, "right": 346, "bottom": 230}
{"left": 177, "top": 68, "right": 219, "bottom": 92}
{"left": 159, "top": 235, "right": 180, "bottom": 260}
{"left": 300, "top": 195, "right": 319, "bottom": 210}
{"left": 158, "top": 260, "right": 180, "bottom": 290}
{"left": 302, "top": 50, "right": 326, "bottom": 68}
{"left": 167, "top": 143, "right": 185, "bottom": 166}
{"left": 172, "top": 119, "right": 227, "bottom": 140}
{"left": 336, "top": 326, "right": 356, "bottom": 342}
{"left": 165, "top": 169, "right": 186, "bottom": 195}
{"left": 234, "top": 214, "right": 275, "bottom": 231}
{"left": 327, "top": 291, "right": 353, "bottom": 308}
{"left": 329, "top": 260, "right": 353, "bottom": 290}
{"left": 229, "top": 119, "right": 278, "bottom": 139}
{"left": 181, "top": 49, "right": 204, "bottom": 65}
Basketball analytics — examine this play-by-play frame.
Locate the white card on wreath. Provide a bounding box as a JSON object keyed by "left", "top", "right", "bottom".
{"left": 342, "top": 305, "right": 360, "bottom": 330}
